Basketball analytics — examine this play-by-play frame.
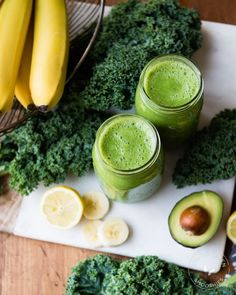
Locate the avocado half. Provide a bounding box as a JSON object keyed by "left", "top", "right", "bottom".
{"left": 168, "top": 190, "right": 224, "bottom": 248}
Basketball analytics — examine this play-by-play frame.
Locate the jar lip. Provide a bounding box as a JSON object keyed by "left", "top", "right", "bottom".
{"left": 140, "top": 54, "right": 204, "bottom": 112}
{"left": 95, "top": 113, "right": 161, "bottom": 175}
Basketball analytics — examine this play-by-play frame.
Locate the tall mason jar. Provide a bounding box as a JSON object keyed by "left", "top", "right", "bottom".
{"left": 92, "top": 114, "right": 164, "bottom": 203}
{"left": 135, "top": 55, "right": 204, "bottom": 146}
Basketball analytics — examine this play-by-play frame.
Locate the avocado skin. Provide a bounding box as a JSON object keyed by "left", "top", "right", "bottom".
{"left": 168, "top": 190, "right": 224, "bottom": 248}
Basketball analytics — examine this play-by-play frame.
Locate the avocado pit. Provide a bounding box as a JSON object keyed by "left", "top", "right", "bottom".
{"left": 179, "top": 205, "right": 211, "bottom": 236}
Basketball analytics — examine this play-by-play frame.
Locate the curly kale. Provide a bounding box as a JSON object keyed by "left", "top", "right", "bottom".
{"left": 78, "top": 0, "right": 202, "bottom": 111}
{"left": 104, "top": 256, "right": 200, "bottom": 295}
{"left": 173, "top": 109, "right": 236, "bottom": 188}
{"left": 66, "top": 254, "right": 120, "bottom": 295}
{"left": 201, "top": 285, "right": 236, "bottom": 295}
{"left": 66, "top": 255, "right": 236, "bottom": 295}
{"left": 0, "top": 102, "right": 106, "bottom": 195}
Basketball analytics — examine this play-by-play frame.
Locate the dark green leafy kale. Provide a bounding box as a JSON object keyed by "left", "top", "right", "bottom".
{"left": 67, "top": 255, "right": 236, "bottom": 295}
{"left": 66, "top": 254, "right": 120, "bottom": 295}
{"left": 0, "top": 136, "right": 17, "bottom": 175}
{"left": 0, "top": 136, "right": 18, "bottom": 195}
{"left": 173, "top": 109, "right": 236, "bottom": 188}
{"left": 201, "top": 285, "right": 236, "bottom": 295}
{"left": 78, "top": 0, "right": 202, "bottom": 111}
{"left": 0, "top": 102, "right": 106, "bottom": 196}
{"left": 104, "top": 256, "right": 200, "bottom": 295}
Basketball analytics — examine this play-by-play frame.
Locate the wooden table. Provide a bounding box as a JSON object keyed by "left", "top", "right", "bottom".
{"left": 1, "top": 1, "right": 236, "bottom": 294}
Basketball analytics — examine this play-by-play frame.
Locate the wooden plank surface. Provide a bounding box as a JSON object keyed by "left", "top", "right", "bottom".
{"left": 1, "top": 1, "right": 236, "bottom": 294}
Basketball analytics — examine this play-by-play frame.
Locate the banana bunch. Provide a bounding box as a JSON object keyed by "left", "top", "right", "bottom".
{"left": 0, "top": 0, "right": 68, "bottom": 113}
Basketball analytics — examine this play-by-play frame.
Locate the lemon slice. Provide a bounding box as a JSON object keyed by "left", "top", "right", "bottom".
{"left": 226, "top": 211, "right": 236, "bottom": 244}
{"left": 40, "top": 186, "right": 84, "bottom": 229}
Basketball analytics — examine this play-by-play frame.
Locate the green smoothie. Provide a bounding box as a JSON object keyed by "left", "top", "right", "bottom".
{"left": 92, "top": 114, "right": 164, "bottom": 203}
{"left": 98, "top": 116, "right": 156, "bottom": 170}
{"left": 144, "top": 60, "right": 199, "bottom": 107}
{"left": 135, "top": 55, "right": 203, "bottom": 146}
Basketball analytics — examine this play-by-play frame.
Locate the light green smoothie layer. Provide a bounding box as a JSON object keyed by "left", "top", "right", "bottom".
{"left": 144, "top": 60, "right": 200, "bottom": 107}
{"left": 98, "top": 116, "right": 156, "bottom": 170}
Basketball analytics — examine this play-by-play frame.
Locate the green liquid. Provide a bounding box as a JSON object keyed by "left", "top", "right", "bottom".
{"left": 98, "top": 116, "right": 156, "bottom": 170}
{"left": 93, "top": 114, "right": 164, "bottom": 202}
{"left": 135, "top": 55, "right": 203, "bottom": 145}
{"left": 144, "top": 60, "right": 199, "bottom": 107}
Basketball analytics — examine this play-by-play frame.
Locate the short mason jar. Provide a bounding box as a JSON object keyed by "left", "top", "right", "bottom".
{"left": 92, "top": 114, "right": 164, "bottom": 203}
{"left": 135, "top": 55, "right": 204, "bottom": 146}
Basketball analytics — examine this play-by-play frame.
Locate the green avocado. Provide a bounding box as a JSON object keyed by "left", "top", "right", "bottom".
{"left": 168, "top": 190, "right": 224, "bottom": 248}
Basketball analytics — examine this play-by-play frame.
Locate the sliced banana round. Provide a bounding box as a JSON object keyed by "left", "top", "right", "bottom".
{"left": 83, "top": 191, "right": 109, "bottom": 220}
{"left": 98, "top": 218, "right": 129, "bottom": 247}
{"left": 82, "top": 220, "right": 103, "bottom": 248}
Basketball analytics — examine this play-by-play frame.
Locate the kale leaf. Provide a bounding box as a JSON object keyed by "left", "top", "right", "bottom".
{"left": 76, "top": 0, "right": 202, "bottom": 111}
{"left": 200, "top": 285, "right": 236, "bottom": 295}
{"left": 173, "top": 109, "right": 236, "bottom": 188}
{"left": 66, "top": 255, "right": 236, "bottom": 295}
{"left": 66, "top": 254, "right": 120, "bottom": 295}
{"left": 104, "top": 256, "right": 199, "bottom": 295}
{"left": 1, "top": 103, "right": 106, "bottom": 196}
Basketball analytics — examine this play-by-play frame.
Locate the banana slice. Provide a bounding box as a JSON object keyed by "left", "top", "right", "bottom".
{"left": 98, "top": 218, "right": 129, "bottom": 247}
{"left": 83, "top": 191, "right": 109, "bottom": 220}
{"left": 82, "top": 220, "right": 103, "bottom": 248}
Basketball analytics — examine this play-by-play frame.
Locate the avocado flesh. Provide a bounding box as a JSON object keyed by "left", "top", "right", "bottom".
{"left": 168, "top": 190, "right": 224, "bottom": 248}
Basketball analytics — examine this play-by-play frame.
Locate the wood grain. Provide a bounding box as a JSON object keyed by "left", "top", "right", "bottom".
{"left": 0, "top": 1, "right": 236, "bottom": 294}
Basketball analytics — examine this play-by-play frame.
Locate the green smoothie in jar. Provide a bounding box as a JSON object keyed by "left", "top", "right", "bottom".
{"left": 135, "top": 55, "right": 203, "bottom": 146}
{"left": 92, "top": 114, "right": 164, "bottom": 203}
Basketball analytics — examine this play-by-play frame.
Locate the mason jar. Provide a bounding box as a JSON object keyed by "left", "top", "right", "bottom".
{"left": 135, "top": 55, "right": 204, "bottom": 146}
{"left": 92, "top": 114, "right": 164, "bottom": 203}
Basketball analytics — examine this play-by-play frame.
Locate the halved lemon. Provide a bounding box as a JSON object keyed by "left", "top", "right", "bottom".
{"left": 226, "top": 211, "right": 236, "bottom": 244}
{"left": 40, "top": 186, "right": 84, "bottom": 229}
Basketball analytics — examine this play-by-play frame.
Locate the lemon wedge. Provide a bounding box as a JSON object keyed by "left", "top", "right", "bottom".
{"left": 40, "top": 186, "right": 84, "bottom": 229}
{"left": 226, "top": 211, "right": 236, "bottom": 244}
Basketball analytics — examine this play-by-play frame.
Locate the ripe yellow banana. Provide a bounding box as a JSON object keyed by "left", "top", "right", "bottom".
{"left": 0, "top": 0, "right": 32, "bottom": 113}
{"left": 15, "top": 21, "right": 34, "bottom": 110}
{"left": 30, "top": 0, "right": 69, "bottom": 111}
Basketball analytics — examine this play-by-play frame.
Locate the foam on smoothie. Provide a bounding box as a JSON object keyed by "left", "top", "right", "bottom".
{"left": 144, "top": 59, "right": 200, "bottom": 107}
{"left": 98, "top": 116, "right": 157, "bottom": 170}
